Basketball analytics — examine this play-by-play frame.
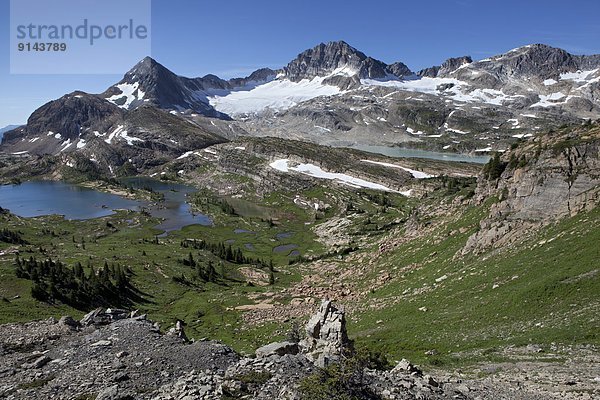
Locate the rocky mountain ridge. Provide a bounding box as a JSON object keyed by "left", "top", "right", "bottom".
{"left": 420, "top": 44, "right": 600, "bottom": 80}
{"left": 283, "top": 40, "right": 414, "bottom": 83}
{"left": 242, "top": 44, "right": 600, "bottom": 152}
{"left": 0, "top": 94, "right": 232, "bottom": 174}
{"left": 2, "top": 41, "right": 600, "bottom": 172}
{"left": 0, "top": 125, "right": 21, "bottom": 142}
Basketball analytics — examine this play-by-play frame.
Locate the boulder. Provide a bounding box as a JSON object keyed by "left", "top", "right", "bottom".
{"left": 80, "top": 308, "right": 110, "bottom": 326}
{"left": 96, "top": 385, "right": 134, "bottom": 400}
{"left": 255, "top": 341, "right": 299, "bottom": 358}
{"left": 22, "top": 355, "right": 51, "bottom": 369}
{"left": 105, "top": 308, "right": 130, "bottom": 321}
{"left": 58, "top": 316, "right": 80, "bottom": 330}
{"left": 90, "top": 340, "right": 112, "bottom": 347}
{"left": 392, "top": 358, "right": 422, "bottom": 376}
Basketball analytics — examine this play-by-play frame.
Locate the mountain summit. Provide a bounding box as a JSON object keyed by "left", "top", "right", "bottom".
{"left": 101, "top": 57, "right": 230, "bottom": 119}
{"left": 3, "top": 41, "right": 600, "bottom": 160}
{"left": 283, "top": 41, "right": 393, "bottom": 81}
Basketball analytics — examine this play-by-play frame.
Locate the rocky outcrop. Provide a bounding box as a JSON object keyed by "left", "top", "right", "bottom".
{"left": 255, "top": 341, "right": 299, "bottom": 358}
{"left": 299, "top": 299, "right": 350, "bottom": 367}
{"left": 153, "top": 300, "right": 464, "bottom": 400}
{"left": 418, "top": 56, "right": 472, "bottom": 78}
{"left": 166, "top": 320, "right": 188, "bottom": 342}
{"left": 0, "top": 301, "right": 467, "bottom": 399}
{"left": 463, "top": 123, "right": 600, "bottom": 254}
{"left": 80, "top": 307, "right": 133, "bottom": 326}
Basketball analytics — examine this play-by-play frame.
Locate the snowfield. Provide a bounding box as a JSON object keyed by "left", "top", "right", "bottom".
{"left": 560, "top": 69, "right": 599, "bottom": 83}
{"left": 362, "top": 77, "right": 525, "bottom": 106}
{"left": 208, "top": 78, "right": 341, "bottom": 115}
{"left": 530, "top": 92, "right": 572, "bottom": 108}
{"left": 270, "top": 159, "right": 399, "bottom": 192}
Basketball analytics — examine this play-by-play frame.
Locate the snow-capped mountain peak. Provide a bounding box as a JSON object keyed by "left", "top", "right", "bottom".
{"left": 282, "top": 40, "right": 411, "bottom": 82}
{"left": 4, "top": 41, "right": 600, "bottom": 161}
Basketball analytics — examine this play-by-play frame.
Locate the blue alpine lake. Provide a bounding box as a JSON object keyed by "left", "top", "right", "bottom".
{"left": 0, "top": 179, "right": 212, "bottom": 233}
{"left": 346, "top": 145, "right": 491, "bottom": 164}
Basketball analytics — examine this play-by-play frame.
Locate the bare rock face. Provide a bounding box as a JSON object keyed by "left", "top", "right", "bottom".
{"left": 387, "top": 61, "right": 414, "bottom": 79}
{"left": 479, "top": 44, "right": 578, "bottom": 79}
{"left": 283, "top": 41, "right": 397, "bottom": 82}
{"left": 463, "top": 124, "right": 600, "bottom": 254}
{"left": 299, "top": 299, "right": 350, "bottom": 367}
{"left": 418, "top": 56, "right": 472, "bottom": 78}
{"left": 438, "top": 56, "right": 473, "bottom": 76}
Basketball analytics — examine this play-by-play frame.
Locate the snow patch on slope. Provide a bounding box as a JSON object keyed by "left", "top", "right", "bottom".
{"left": 362, "top": 77, "right": 524, "bottom": 106}
{"left": 530, "top": 92, "right": 570, "bottom": 108}
{"left": 176, "top": 150, "right": 204, "bottom": 160}
{"left": 107, "top": 82, "right": 146, "bottom": 109}
{"left": 361, "top": 159, "right": 435, "bottom": 179}
{"left": 105, "top": 125, "right": 143, "bottom": 145}
{"left": 560, "top": 69, "right": 599, "bottom": 83}
{"left": 270, "top": 159, "right": 398, "bottom": 192}
{"left": 60, "top": 139, "right": 73, "bottom": 152}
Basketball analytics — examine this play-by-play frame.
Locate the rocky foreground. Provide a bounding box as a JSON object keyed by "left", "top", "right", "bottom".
{"left": 0, "top": 301, "right": 597, "bottom": 400}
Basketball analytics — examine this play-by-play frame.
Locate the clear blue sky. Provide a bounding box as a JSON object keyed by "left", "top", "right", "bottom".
{"left": 1, "top": 0, "right": 599, "bottom": 128}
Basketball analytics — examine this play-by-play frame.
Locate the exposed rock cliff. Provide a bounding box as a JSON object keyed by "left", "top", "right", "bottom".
{"left": 462, "top": 122, "right": 600, "bottom": 254}
{"left": 283, "top": 41, "right": 391, "bottom": 82}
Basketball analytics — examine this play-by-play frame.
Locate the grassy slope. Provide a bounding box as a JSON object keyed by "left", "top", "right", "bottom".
{"left": 351, "top": 203, "right": 600, "bottom": 365}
